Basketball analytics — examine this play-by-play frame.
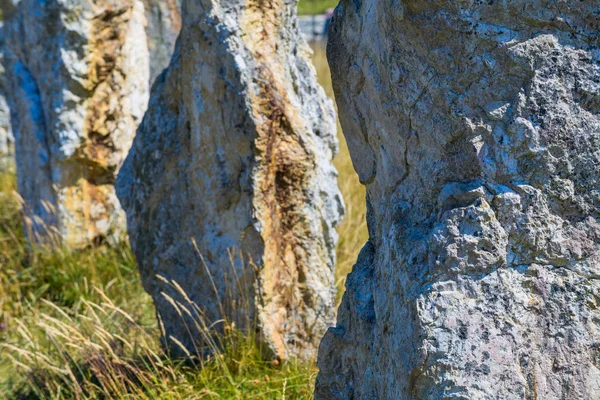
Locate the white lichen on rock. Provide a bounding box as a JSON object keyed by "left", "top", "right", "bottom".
{"left": 3, "top": 0, "right": 150, "bottom": 247}
{"left": 0, "top": 22, "right": 14, "bottom": 169}
{"left": 117, "top": 0, "right": 344, "bottom": 361}
{"left": 317, "top": 1, "right": 600, "bottom": 399}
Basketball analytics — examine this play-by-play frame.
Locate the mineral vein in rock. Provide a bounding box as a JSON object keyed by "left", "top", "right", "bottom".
{"left": 117, "top": 0, "right": 344, "bottom": 360}
{"left": 3, "top": 0, "right": 150, "bottom": 247}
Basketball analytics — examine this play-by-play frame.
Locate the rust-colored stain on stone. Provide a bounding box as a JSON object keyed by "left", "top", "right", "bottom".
{"left": 4, "top": 0, "right": 150, "bottom": 248}
{"left": 117, "top": 0, "right": 340, "bottom": 362}
{"left": 242, "top": 0, "right": 325, "bottom": 360}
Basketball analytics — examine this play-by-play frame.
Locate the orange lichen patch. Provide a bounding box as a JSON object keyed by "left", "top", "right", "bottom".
{"left": 86, "top": 3, "right": 130, "bottom": 87}
{"left": 241, "top": 0, "right": 321, "bottom": 360}
{"left": 7, "top": 0, "right": 146, "bottom": 250}
{"left": 167, "top": 0, "right": 182, "bottom": 32}
{"left": 254, "top": 97, "right": 314, "bottom": 359}
{"left": 61, "top": 168, "right": 118, "bottom": 248}
{"left": 84, "top": 2, "right": 131, "bottom": 166}
{"left": 68, "top": 1, "right": 133, "bottom": 247}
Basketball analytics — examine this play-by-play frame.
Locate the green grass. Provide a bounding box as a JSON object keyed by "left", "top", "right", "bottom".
{"left": 0, "top": 45, "right": 367, "bottom": 399}
{"left": 0, "top": 172, "right": 317, "bottom": 399}
{"left": 297, "top": 0, "right": 338, "bottom": 15}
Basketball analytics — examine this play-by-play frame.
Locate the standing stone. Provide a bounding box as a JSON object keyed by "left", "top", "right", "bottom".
{"left": 0, "top": 96, "right": 12, "bottom": 170}
{"left": 117, "top": 0, "right": 344, "bottom": 361}
{"left": 317, "top": 1, "right": 600, "bottom": 399}
{"left": 142, "top": 0, "right": 181, "bottom": 83}
{"left": 0, "top": 78, "right": 13, "bottom": 171}
{"left": 2, "top": 0, "right": 149, "bottom": 248}
{"left": 0, "top": 23, "right": 14, "bottom": 170}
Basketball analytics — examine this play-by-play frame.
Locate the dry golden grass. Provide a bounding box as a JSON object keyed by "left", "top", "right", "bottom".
{"left": 311, "top": 43, "right": 368, "bottom": 296}
{"left": 297, "top": 0, "right": 338, "bottom": 15}
{"left": 0, "top": 43, "right": 367, "bottom": 399}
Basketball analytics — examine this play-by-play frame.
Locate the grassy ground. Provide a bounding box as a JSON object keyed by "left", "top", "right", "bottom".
{"left": 0, "top": 44, "right": 366, "bottom": 399}
{"left": 297, "top": 0, "right": 338, "bottom": 15}
{"left": 312, "top": 44, "right": 368, "bottom": 294}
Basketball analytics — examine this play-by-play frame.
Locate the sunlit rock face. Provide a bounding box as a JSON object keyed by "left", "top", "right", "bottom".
{"left": 3, "top": 0, "right": 149, "bottom": 248}
{"left": 0, "top": 23, "right": 14, "bottom": 170}
{"left": 142, "top": 0, "right": 181, "bottom": 83}
{"left": 317, "top": 1, "right": 600, "bottom": 399}
{"left": 0, "top": 92, "right": 12, "bottom": 170}
{"left": 117, "top": 0, "right": 344, "bottom": 361}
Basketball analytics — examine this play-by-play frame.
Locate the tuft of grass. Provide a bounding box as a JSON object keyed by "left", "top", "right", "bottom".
{"left": 0, "top": 171, "right": 316, "bottom": 399}
{"left": 3, "top": 285, "right": 315, "bottom": 399}
{"left": 297, "top": 0, "right": 338, "bottom": 16}
{"left": 0, "top": 43, "right": 366, "bottom": 399}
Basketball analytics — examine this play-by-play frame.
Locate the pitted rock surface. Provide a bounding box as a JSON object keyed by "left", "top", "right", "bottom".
{"left": 317, "top": 2, "right": 600, "bottom": 399}
{"left": 117, "top": 0, "right": 344, "bottom": 361}
{"left": 3, "top": 0, "right": 149, "bottom": 247}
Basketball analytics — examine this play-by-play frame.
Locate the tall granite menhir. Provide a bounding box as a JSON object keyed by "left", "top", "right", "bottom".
{"left": 317, "top": 1, "right": 600, "bottom": 399}
{"left": 117, "top": 0, "right": 344, "bottom": 361}
{"left": 3, "top": 0, "right": 149, "bottom": 247}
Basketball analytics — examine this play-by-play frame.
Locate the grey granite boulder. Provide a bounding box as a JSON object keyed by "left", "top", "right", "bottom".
{"left": 317, "top": 1, "right": 600, "bottom": 399}
{"left": 117, "top": 0, "right": 344, "bottom": 361}
{"left": 3, "top": 0, "right": 149, "bottom": 247}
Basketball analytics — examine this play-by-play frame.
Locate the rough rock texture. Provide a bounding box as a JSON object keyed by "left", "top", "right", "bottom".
{"left": 317, "top": 2, "right": 600, "bottom": 399}
{"left": 0, "top": 23, "right": 14, "bottom": 169}
{"left": 4, "top": 0, "right": 149, "bottom": 247}
{"left": 142, "top": 0, "right": 181, "bottom": 83}
{"left": 117, "top": 0, "right": 344, "bottom": 361}
{"left": 0, "top": 89, "right": 12, "bottom": 169}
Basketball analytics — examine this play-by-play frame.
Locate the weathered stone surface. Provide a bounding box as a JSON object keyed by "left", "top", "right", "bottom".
{"left": 317, "top": 2, "right": 600, "bottom": 399}
{"left": 0, "top": 23, "right": 14, "bottom": 169}
{"left": 0, "top": 92, "right": 12, "bottom": 169}
{"left": 142, "top": 0, "right": 181, "bottom": 83}
{"left": 4, "top": 0, "right": 149, "bottom": 247}
{"left": 117, "top": 0, "right": 344, "bottom": 361}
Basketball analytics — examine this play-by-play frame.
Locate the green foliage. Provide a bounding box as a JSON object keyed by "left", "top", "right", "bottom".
{"left": 297, "top": 0, "right": 338, "bottom": 15}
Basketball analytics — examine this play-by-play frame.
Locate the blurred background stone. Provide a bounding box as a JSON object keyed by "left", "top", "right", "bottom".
{"left": 3, "top": 0, "right": 150, "bottom": 248}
